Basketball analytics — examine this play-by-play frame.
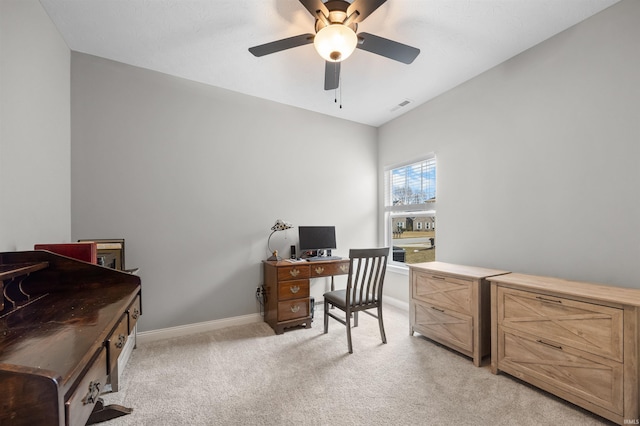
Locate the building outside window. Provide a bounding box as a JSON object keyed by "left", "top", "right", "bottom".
{"left": 385, "top": 156, "right": 436, "bottom": 265}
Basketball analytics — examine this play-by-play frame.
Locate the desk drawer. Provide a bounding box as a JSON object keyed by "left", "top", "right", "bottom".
{"left": 278, "top": 299, "right": 310, "bottom": 322}
{"left": 310, "top": 261, "right": 350, "bottom": 277}
{"left": 278, "top": 279, "right": 309, "bottom": 301}
{"left": 65, "top": 349, "right": 108, "bottom": 426}
{"left": 107, "top": 314, "right": 129, "bottom": 374}
{"left": 127, "top": 294, "right": 141, "bottom": 333}
{"left": 277, "top": 265, "right": 310, "bottom": 282}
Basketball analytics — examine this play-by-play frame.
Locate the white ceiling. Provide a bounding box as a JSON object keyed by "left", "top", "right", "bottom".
{"left": 39, "top": 0, "right": 619, "bottom": 127}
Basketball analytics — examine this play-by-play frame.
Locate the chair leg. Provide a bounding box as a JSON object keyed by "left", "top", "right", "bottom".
{"left": 378, "top": 305, "right": 387, "bottom": 344}
{"left": 346, "top": 309, "right": 353, "bottom": 354}
{"left": 324, "top": 299, "right": 329, "bottom": 333}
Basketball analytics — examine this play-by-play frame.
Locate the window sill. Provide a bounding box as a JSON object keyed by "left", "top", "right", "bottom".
{"left": 387, "top": 263, "right": 409, "bottom": 276}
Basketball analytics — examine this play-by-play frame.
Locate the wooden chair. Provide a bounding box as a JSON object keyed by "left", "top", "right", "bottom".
{"left": 323, "top": 247, "right": 390, "bottom": 353}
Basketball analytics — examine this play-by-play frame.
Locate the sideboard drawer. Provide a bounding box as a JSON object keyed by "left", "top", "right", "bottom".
{"left": 278, "top": 279, "right": 309, "bottom": 301}
{"left": 497, "top": 287, "right": 623, "bottom": 362}
{"left": 498, "top": 328, "right": 623, "bottom": 416}
{"left": 412, "top": 300, "right": 473, "bottom": 353}
{"left": 278, "top": 299, "right": 310, "bottom": 322}
{"left": 127, "top": 294, "right": 141, "bottom": 333}
{"left": 277, "top": 265, "right": 310, "bottom": 282}
{"left": 107, "top": 314, "right": 130, "bottom": 374}
{"left": 412, "top": 271, "right": 473, "bottom": 315}
{"left": 65, "top": 349, "right": 108, "bottom": 426}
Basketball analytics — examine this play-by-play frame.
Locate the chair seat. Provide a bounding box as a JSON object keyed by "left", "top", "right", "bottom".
{"left": 323, "top": 289, "right": 377, "bottom": 309}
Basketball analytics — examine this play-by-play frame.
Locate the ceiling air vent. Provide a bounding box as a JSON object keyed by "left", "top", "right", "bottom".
{"left": 390, "top": 99, "right": 412, "bottom": 112}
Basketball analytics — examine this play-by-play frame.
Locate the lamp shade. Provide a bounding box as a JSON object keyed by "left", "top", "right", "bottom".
{"left": 313, "top": 24, "right": 358, "bottom": 62}
{"left": 267, "top": 219, "right": 293, "bottom": 261}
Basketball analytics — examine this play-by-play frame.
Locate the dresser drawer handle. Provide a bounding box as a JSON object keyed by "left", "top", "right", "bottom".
{"left": 131, "top": 308, "right": 140, "bottom": 319}
{"left": 314, "top": 267, "right": 325, "bottom": 274}
{"left": 339, "top": 264, "right": 349, "bottom": 273}
{"left": 536, "top": 339, "right": 563, "bottom": 351}
{"left": 431, "top": 306, "right": 445, "bottom": 313}
{"left": 115, "top": 334, "right": 126, "bottom": 349}
{"left": 83, "top": 381, "right": 101, "bottom": 405}
{"left": 431, "top": 275, "right": 446, "bottom": 280}
{"left": 289, "top": 269, "right": 300, "bottom": 277}
{"left": 290, "top": 305, "right": 300, "bottom": 313}
{"left": 536, "top": 296, "right": 562, "bottom": 304}
{"left": 290, "top": 285, "right": 300, "bottom": 294}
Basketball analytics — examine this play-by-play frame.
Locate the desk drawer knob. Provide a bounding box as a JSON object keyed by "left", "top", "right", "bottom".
{"left": 289, "top": 269, "right": 300, "bottom": 277}
{"left": 314, "top": 267, "right": 325, "bottom": 274}
{"left": 290, "top": 285, "right": 300, "bottom": 294}
{"left": 339, "top": 264, "right": 349, "bottom": 273}
{"left": 290, "top": 305, "right": 300, "bottom": 313}
{"left": 131, "top": 308, "right": 140, "bottom": 319}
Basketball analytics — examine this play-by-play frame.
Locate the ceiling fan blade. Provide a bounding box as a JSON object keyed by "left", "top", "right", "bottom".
{"left": 324, "top": 61, "right": 341, "bottom": 90}
{"left": 356, "top": 32, "right": 420, "bottom": 64}
{"left": 347, "top": 0, "right": 387, "bottom": 23}
{"left": 298, "top": 0, "right": 329, "bottom": 18}
{"left": 248, "top": 33, "right": 314, "bottom": 57}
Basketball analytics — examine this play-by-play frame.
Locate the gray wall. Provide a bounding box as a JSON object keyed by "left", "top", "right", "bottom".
{"left": 0, "top": 0, "right": 71, "bottom": 251}
{"left": 380, "top": 0, "right": 640, "bottom": 298}
{"left": 70, "top": 54, "right": 378, "bottom": 331}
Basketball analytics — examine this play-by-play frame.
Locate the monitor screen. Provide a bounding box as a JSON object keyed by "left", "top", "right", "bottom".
{"left": 298, "top": 226, "right": 337, "bottom": 251}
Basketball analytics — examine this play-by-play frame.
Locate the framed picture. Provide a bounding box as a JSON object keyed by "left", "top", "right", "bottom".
{"left": 78, "top": 238, "right": 125, "bottom": 270}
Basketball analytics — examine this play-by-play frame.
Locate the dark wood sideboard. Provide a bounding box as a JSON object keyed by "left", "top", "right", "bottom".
{"left": 0, "top": 250, "right": 142, "bottom": 426}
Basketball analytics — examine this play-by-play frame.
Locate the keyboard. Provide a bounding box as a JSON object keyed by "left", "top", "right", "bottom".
{"left": 305, "top": 256, "right": 342, "bottom": 262}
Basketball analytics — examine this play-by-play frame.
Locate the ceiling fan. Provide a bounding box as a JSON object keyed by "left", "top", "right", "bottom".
{"left": 248, "top": 0, "right": 420, "bottom": 91}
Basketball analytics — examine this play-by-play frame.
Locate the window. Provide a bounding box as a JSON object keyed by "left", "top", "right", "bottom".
{"left": 385, "top": 157, "right": 436, "bottom": 265}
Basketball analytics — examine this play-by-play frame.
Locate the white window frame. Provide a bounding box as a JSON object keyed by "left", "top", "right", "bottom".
{"left": 384, "top": 155, "right": 436, "bottom": 268}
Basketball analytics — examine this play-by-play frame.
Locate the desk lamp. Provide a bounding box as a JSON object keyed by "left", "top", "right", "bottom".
{"left": 267, "top": 219, "right": 293, "bottom": 261}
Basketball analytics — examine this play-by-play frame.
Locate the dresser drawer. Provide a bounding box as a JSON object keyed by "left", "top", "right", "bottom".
{"left": 277, "top": 265, "right": 310, "bottom": 282}
{"left": 310, "top": 261, "right": 350, "bottom": 277}
{"left": 497, "top": 328, "right": 623, "bottom": 416}
{"left": 127, "top": 294, "right": 141, "bottom": 333}
{"left": 278, "top": 299, "right": 310, "bottom": 322}
{"left": 412, "top": 271, "right": 472, "bottom": 315}
{"left": 65, "top": 349, "right": 108, "bottom": 426}
{"left": 278, "top": 279, "right": 309, "bottom": 301}
{"left": 411, "top": 300, "right": 473, "bottom": 353}
{"left": 497, "top": 287, "right": 623, "bottom": 362}
{"left": 107, "top": 314, "right": 130, "bottom": 374}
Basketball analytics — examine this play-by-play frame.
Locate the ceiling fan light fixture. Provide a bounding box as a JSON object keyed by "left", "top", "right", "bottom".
{"left": 313, "top": 24, "right": 357, "bottom": 62}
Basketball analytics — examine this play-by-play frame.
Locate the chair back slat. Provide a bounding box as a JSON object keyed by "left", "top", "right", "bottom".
{"left": 347, "top": 248, "right": 389, "bottom": 308}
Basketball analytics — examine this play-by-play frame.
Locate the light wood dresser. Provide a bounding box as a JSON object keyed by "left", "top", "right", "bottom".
{"left": 489, "top": 273, "right": 640, "bottom": 425}
{"left": 409, "top": 261, "right": 509, "bottom": 366}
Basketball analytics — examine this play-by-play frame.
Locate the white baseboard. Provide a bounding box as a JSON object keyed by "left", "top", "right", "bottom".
{"left": 137, "top": 313, "right": 263, "bottom": 345}
{"left": 137, "top": 296, "right": 408, "bottom": 345}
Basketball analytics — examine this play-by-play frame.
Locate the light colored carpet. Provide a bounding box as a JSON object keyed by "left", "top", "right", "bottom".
{"left": 101, "top": 305, "right": 611, "bottom": 425}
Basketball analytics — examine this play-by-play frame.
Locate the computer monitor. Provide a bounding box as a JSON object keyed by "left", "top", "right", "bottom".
{"left": 298, "top": 226, "right": 337, "bottom": 253}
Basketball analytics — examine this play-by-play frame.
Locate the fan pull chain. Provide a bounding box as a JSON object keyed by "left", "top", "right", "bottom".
{"left": 331, "top": 63, "right": 342, "bottom": 109}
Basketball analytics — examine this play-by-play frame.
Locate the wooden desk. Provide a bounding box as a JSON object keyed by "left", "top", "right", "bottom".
{"left": 263, "top": 258, "right": 350, "bottom": 334}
